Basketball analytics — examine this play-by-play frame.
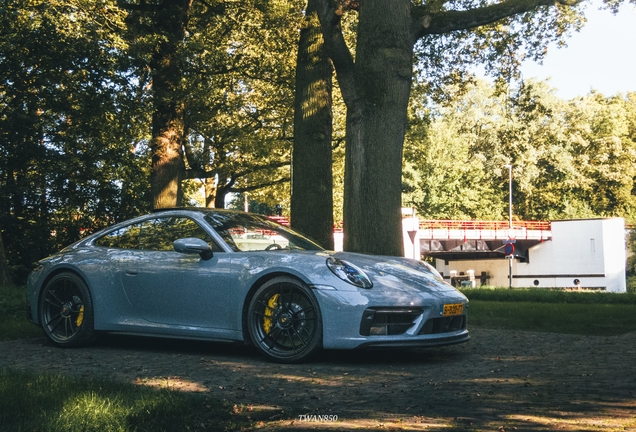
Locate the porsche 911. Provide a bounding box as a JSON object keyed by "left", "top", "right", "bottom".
{"left": 27, "top": 208, "right": 469, "bottom": 363}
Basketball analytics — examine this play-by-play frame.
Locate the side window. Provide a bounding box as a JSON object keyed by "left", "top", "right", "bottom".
{"left": 139, "top": 217, "right": 222, "bottom": 252}
{"left": 94, "top": 217, "right": 222, "bottom": 252}
{"left": 138, "top": 219, "right": 170, "bottom": 251}
{"left": 94, "top": 223, "right": 142, "bottom": 249}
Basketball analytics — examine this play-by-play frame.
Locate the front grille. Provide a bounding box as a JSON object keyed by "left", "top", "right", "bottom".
{"left": 360, "top": 307, "right": 423, "bottom": 336}
{"left": 419, "top": 316, "right": 466, "bottom": 335}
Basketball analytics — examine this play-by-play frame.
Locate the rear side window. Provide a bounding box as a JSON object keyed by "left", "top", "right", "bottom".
{"left": 94, "top": 223, "right": 141, "bottom": 249}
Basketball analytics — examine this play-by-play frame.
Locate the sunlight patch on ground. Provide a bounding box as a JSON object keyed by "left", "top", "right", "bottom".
{"left": 263, "top": 415, "right": 451, "bottom": 430}
{"left": 259, "top": 370, "right": 412, "bottom": 387}
{"left": 507, "top": 412, "right": 636, "bottom": 431}
{"left": 134, "top": 376, "right": 210, "bottom": 392}
{"left": 469, "top": 377, "right": 533, "bottom": 385}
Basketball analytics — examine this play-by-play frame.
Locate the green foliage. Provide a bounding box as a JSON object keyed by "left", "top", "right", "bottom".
{"left": 413, "top": 0, "right": 587, "bottom": 98}
{"left": 0, "top": 0, "right": 304, "bottom": 283}
{"left": 226, "top": 194, "right": 284, "bottom": 216}
{"left": 461, "top": 287, "right": 636, "bottom": 304}
{"left": 462, "top": 287, "right": 636, "bottom": 335}
{"left": 403, "top": 83, "right": 503, "bottom": 219}
{"left": 0, "top": 0, "right": 152, "bottom": 282}
{"left": 0, "top": 286, "right": 41, "bottom": 341}
{"left": 174, "top": 0, "right": 304, "bottom": 207}
{"left": 2, "top": 0, "right": 634, "bottom": 277}
{"left": 0, "top": 286, "right": 27, "bottom": 321}
{"left": 404, "top": 79, "right": 636, "bottom": 223}
{"left": 623, "top": 230, "right": 636, "bottom": 282}
{"left": 627, "top": 275, "right": 636, "bottom": 295}
{"left": 467, "top": 300, "right": 636, "bottom": 335}
{"left": 0, "top": 371, "right": 249, "bottom": 432}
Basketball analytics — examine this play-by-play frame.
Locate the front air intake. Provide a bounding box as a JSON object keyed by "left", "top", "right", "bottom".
{"left": 359, "top": 307, "right": 423, "bottom": 336}
{"left": 419, "top": 316, "right": 466, "bottom": 335}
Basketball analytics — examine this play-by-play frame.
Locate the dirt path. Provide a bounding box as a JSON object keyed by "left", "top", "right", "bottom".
{"left": 1, "top": 328, "right": 635, "bottom": 431}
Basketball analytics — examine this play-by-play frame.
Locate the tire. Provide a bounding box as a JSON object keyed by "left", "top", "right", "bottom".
{"left": 39, "top": 272, "right": 96, "bottom": 347}
{"left": 247, "top": 276, "right": 322, "bottom": 363}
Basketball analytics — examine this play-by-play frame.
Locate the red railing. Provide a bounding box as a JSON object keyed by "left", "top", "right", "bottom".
{"left": 268, "top": 217, "right": 552, "bottom": 232}
{"left": 267, "top": 216, "right": 290, "bottom": 226}
{"left": 418, "top": 220, "right": 551, "bottom": 231}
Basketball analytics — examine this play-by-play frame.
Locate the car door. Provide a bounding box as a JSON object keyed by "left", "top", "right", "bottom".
{"left": 117, "top": 216, "right": 238, "bottom": 330}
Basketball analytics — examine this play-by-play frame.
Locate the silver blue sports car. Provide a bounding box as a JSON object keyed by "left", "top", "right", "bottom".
{"left": 27, "top": 208, "right": 469, "bottom": 362}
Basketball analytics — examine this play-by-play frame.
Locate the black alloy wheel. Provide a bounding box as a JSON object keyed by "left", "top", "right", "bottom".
{"left": 247, "top": 276, "right": 322, "bottom": 363}
{"left": 40, "top": 272, "right": 96, "bottom": 347}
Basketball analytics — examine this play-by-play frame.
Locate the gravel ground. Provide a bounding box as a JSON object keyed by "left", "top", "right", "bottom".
{"left": 1, "top": 327, "right": 636, "bottom": 431}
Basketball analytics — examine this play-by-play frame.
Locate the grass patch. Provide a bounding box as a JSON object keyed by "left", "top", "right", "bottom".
{"left": 0, "top": 285, "right": 42, "bottom": 341}
{"left": 462, "top": 287, "right": 636, "bottom": 335}
{"left": 468, "top": 301, "right": 636, "bottom": 335}
{"left": 0, "top": 370, "right": 254, "bottom": 432}
{"left": 462, "top": 288, "right": 636, "bottom": 336}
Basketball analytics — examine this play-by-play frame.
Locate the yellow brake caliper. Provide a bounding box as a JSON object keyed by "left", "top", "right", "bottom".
{"left": 263, "top": 294, "right": 279, "bottom": 335}
{"left": 76, "top": 305, "right": 85, "bottom": 327}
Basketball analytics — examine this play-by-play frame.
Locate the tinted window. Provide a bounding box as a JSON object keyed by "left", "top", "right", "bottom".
{"left": 94, "top": 223, "right": 141, "bottom": 249}
{"left": 95, "top": 217, "right": 221, "bottom": 252}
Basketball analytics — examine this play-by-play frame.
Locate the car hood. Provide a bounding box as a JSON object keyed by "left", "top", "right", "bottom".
{"left": 330, "top": 251, "right": 460, "bottom": 295}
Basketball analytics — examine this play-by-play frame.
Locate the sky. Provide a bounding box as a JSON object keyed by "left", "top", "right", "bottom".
{"left": 518, "top": 0, "right": 636, "bottom": 99}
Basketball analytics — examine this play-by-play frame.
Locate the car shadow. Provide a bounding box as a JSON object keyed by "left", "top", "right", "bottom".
{"left": 91, "top": 332, "right": 466, "bottom": 366}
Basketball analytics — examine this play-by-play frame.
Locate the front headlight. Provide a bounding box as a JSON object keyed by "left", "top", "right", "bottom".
{"left": 326, "top": 257, "right": 373, "bottom": 289}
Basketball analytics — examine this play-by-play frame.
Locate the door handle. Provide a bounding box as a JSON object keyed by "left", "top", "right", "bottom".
{"left": 125, "top": 270, "right": 138, "bottom": 276}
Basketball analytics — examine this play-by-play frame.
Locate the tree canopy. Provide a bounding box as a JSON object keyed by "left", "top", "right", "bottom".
{"left": 1, "top": 0, "right": 150, "bottom": 280}
{"left": 0, "top": 0, "right": 303, "bottom": 282}
{"left": 404, "top": 79, "right": 636, "bottom": 221}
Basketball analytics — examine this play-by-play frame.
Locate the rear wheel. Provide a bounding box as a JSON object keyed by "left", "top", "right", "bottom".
{"left": 247, "top": 277, "right": 322, "bottom": 363}
{"left": 40, "top": 272, "right": 96, "bottom": 347}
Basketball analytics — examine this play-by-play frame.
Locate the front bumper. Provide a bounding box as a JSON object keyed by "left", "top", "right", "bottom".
{"left": 355, "top": 331, "right": 470, "bottom": 349}
{"left": 314, "top": 287, "right": 469, "bottom": 350}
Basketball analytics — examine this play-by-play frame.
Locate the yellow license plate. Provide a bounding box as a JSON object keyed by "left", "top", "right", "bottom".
{"left": 442, "top": 303, "right": 463, "bottom": 316}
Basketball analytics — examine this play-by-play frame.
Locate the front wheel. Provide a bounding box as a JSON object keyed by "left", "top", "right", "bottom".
{"left": 40, "top": 272, "right": 96, "bottom": 347}
{"left": 247, "top": 277, "right": 322, "bottom": 363}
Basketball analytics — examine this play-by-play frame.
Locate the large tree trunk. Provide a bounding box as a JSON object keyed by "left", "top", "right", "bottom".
{"left": 214, "top": 184, "right": 228, "bottom": 208}
{"left": 150, "top": 0, "right": 191, "bottom": 209}
{"left": 205, "top": 177, "right": 217, "bottom": 208}
{"left": 291, "top": 0, "right": 335, "bottom": 249}
{"left": 316, "top": 0, "right": 575, "bottom": 255}
{"left": 342, "top": 0, "right": 413, "bottom": 256}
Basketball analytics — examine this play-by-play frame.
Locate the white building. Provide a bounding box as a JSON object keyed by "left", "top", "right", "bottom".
{"left": 401, "top": 217, "right": 627, "bottom": 292}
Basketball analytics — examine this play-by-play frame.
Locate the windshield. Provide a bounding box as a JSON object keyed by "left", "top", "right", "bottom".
{"left": 204, "top": 212, "right": 323, "bottom": 252}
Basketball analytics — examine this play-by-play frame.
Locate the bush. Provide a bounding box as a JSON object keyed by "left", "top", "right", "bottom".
{"left": 0, "top": 285, "right": 42, "bottom": 340}
{"left": 627, "top": 276, "right": 636, "bottom": 295}
{"left": 460, "top": 287, "right": 636, "bottom": 304}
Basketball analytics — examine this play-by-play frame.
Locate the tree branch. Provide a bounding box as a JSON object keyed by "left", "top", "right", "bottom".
{"left": 183, "top": 137, "right": 202, "bottom": 173}
{"left": 183, "top": 167, "right": 214, "bottom": 179}
{"left": 116, "top": 0, "right": 159, "bottom": 13}
{"left": 411, "top": 0, "right": 583, "bottom": 40}
{"left": 228, "top": 177, "right": 290, "bottom": 194}
{"left": 314, "top": 0, "right": 359, "bottom": 112}
{"left": 184, "top": 159, "right": 289, "bottom": 180}
{"left": 231, "top": 160, "right": 290, "bottom": 179}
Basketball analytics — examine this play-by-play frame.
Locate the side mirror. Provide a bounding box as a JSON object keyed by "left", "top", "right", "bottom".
{"left": 173, "top": 237, "right": 213, "bottom": 261}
